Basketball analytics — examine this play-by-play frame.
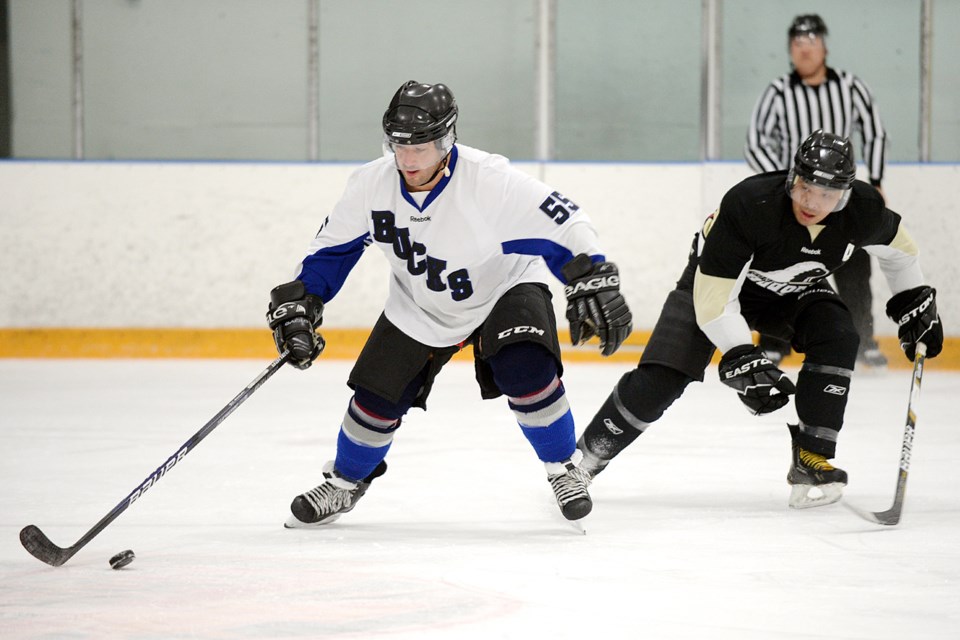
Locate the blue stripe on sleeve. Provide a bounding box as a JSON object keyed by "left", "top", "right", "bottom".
{"left": 501, "top": 239, "right": 604, "bottom": 283}
{"left": 296, "top": 234, "right": 370, "bottom": 302}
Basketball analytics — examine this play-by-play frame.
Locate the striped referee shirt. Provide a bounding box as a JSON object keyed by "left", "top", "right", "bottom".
{"left": 745, "top": 67, "right": 887, "bottom": 185}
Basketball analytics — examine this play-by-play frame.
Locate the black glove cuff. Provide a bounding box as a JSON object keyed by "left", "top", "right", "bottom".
{"left": 719, "top": 344, "right": 759, "bottom": 366}
{"left": 560, "top": 253, "right": 594, "bottom": 282}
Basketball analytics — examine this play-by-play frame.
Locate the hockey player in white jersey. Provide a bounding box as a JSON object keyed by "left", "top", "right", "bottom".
{"left": 267, "top": 80, "right": 632, "bottom": 527}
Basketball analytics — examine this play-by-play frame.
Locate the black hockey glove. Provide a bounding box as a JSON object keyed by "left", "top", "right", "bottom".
{"left": 885, "top": 285, "right": 943, "bottom": 361}
{"left": 561, "top": 253, "right": 632, "bottom": 356}
{"left": 718, "top": 344, "right": 796, "bottom": 416}
{"left": 266, "top": 280, "right": 325, "bottom": 370}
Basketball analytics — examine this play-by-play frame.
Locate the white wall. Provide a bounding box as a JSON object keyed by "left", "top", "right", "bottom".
{"left": 2, "top": 161, "right": 956, "bottom": 336}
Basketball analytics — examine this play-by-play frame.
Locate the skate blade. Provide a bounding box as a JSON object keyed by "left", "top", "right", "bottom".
{"left": 567, "top": 518, "right": 587, "bottom": 535}
{"left": 788, "top": 482, "right": 844, "bottom": 509}
{"left": 283, "top": 513, "right": 342, "bottom": 529}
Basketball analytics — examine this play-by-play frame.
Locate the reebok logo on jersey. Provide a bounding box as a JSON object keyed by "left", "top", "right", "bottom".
{"left": 409, "top": 215, "right": 431, "bottom": 223}
{"left": 497, "top": 325, "right": 546, "bottom": 340}
{"left": 603, "top": 418, "right": 623, "bottom": 435}
{"left": 800, "top": 247, "right": 821, "bottom": 255}
{"left": 823, "top": 384, "right": 847, "bottom": 396}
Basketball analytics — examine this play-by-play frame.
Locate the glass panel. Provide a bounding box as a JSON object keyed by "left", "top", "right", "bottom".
{"left": 81, "top": 0, "right": 307, "bottom": 160}
{"left": 555, "top": 0, "right": 701, "bottom": 161}
{"left": 315, "top": 0, "right": 536, "bottom": 161}
{"left": 931, "top": 0, "right": 960, "bottom": 161}
{"left": 8, "top": 0, "right": 73, "bottom": 158}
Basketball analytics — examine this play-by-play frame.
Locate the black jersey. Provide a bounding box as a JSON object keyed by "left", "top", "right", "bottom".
{"left": 693, "top": 171, "right": 922, "bottom": 353}
{"left": 702, "top": 172, "right": 898, "bottom": 297}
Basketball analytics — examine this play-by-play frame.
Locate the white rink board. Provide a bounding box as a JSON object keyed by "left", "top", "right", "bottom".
{"left": 1, "top": 160, "right": 957, "bottom": 335}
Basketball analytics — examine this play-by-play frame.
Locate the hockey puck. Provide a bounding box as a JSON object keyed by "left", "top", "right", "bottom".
{"left": 109, "top": 549, "right": 135, "bottom": 570}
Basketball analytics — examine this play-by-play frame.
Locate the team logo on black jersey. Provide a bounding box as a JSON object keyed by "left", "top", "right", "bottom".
{"left": 746, "top": 261, "right": 829, "bottom": 296}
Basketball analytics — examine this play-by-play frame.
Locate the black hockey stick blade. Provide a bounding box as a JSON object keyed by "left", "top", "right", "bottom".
{"left": 842, "top": 495, "right": 902, "bottom": 526}
{"left": 20, "top": 350, "right": 290, "bottom": 567}
{"left": 20, "top": 524, "right": 73, "bottom": 567}
{"left": 844, "top": 343, "right": 926, "bottom": 527}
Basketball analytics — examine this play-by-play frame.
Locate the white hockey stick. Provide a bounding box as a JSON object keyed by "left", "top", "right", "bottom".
{"left": 844, "top": 342, "right": 926, "bottom": 526}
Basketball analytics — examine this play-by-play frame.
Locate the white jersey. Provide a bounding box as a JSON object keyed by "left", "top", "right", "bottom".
{"left": 294, "top": 144, "right": 604, "bottom": 347}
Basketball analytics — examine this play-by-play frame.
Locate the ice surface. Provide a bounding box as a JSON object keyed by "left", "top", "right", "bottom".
{"left": 2, "top": 359, "right": 958, "bottom": 638}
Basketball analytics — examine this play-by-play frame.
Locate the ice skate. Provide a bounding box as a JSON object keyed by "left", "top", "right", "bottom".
{"left": 576, "top": 445, "right": 609, "bottom": 486}
{"left": 857, "top": 342, "right": 888, "bottom": 369}
{"left": 761, "top": 348, "right": 785, "bottom": 367}
{"left": 545, "top": 450, "right": 593, "bottom": 521}
{"left": 285, "top": 460, "right": 387, "bottom": 528}
{"left": 787, "top": 425, "right": 847, "bottom": 509}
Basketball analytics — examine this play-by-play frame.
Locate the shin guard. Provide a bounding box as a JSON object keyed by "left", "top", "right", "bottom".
{"left": 794, "top": 362, "right": 854, "bottom": 458}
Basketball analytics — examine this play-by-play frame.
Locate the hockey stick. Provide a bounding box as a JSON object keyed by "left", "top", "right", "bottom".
{"left": 844, "top": 342, "right": 926, "bottom": 526}
{"left": 20, "top": 350, "right": 291, "bottom": 567}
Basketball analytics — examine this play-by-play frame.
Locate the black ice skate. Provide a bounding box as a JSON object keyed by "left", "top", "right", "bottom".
{"left": 545, "top": 450, "right": 593, "bottom": 521}
{"left": 284, "top": 460, "right": 387, "bottom": 528}
{"left": 857, "top": 341, "right": 889, "bottom": 370}
{"left": 787, "top": 425, "right": 847, "bottom": 509}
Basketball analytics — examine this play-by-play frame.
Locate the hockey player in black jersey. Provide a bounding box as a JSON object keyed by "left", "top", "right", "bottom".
{"left": 578, "top": 130, "right": 943, "bottom": 509}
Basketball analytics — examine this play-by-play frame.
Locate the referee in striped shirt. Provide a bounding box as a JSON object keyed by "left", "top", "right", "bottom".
{"left": 745, "top": 14, "right": 888, "bottom": 368}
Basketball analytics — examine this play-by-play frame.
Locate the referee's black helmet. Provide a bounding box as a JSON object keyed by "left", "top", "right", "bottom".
{"left": 789, "top": 14, "right": 828, "bottom": 40}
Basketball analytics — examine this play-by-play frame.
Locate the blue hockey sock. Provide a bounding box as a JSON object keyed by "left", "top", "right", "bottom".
{"left": 510, "top": 377, "right": 576, "bottom": 463}
{"left": 333, "top": 398, "right": 399, "bottom": 482}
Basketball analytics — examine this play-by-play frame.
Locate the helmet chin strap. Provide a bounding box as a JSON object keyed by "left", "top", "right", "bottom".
{"left": 403, "top": 153, "right": 451, "bottom": 188}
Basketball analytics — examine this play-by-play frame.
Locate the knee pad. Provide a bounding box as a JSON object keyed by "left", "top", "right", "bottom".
{"left": 354, "top": 378, "right": 421, "bottom": 421}
{"left": 795, "top": 301, "right": 859, "bottom": 369}
{"left": 487, "top": 342, "right": 558, "bottom": 398}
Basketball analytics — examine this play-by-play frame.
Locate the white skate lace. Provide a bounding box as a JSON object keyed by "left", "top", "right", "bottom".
{"left": 548, "top": 465, "right": 590, "bottom": 506}
{"left": 301, "top": 482, "right": 354, "bottom": 517}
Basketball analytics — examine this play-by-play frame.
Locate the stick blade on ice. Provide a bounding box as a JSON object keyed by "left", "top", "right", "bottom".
{"left": 20, "top": 525, "right": 71, "bottom": 567}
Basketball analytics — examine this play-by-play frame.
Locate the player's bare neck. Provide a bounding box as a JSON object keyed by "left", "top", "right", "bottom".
{"left": 406, "top": 174, "right": 442, "bottom": 193}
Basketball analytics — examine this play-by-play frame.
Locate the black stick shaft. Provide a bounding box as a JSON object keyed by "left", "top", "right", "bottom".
{"left": 20, "top": 351, "right": 291, "bottom": 566}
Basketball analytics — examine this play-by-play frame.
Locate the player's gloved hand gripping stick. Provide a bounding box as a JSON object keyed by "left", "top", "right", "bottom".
{"left": 267, "top": 280, "right": 325, "bottom": 369}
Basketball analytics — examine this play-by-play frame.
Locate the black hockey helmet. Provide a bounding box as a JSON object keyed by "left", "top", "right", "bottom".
{"left": 787, "top": 131, "right": 855, "bottom": 212}
{"left": 382, "top": 80, "right": 458, "bottom": 147}
{"left": 792, "top": 130, "right": 856, "bottom": 190}
{"left": 788, "top": 14, "right": 828, "bottom": 40}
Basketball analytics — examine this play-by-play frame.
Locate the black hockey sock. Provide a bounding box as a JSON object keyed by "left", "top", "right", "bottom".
{"left": 579, "top": 364, "right": 693, "bottom": 470}
{"left": 578, "top": 386, "right": 647, "bottom": 471}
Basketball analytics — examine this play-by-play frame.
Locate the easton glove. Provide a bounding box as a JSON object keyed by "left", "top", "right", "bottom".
{"left": 718, "top": 344, "right": 796, "bottom": 415}
{"left": 266, "top": 280, "right": 325, "bottom": 369}
{"left": 561, "top": 253, "right": 632, "bottom": 356}
{"left": 886, "top": 285, "right": 943, "bottom": 361}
